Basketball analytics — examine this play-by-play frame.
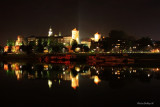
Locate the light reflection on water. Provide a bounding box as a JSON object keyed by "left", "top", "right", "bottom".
{"left": 1, "top": 62, "right": 160, "bottom": 106}
{"left": 1, "top": 62, "right": 160, "bottom": 89}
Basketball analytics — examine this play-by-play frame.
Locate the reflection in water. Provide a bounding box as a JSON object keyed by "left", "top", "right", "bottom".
{"left": 48, "top": 80, "right": 52, "bottom": 88}
{"left": 71, "top": 74, "right": 79, "bottom": 90}
{"left": 1, "top": 62, "right": 160, "bottom": 89}
{"left": 93, "top": 76, "right": 101, "bottom": 85}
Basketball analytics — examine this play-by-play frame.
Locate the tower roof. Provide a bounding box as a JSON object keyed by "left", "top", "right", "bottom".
{"left": 95, "top": 32, "right": 99, "bottom": 34}
{"left": 73, "top": 28, "right": 78, "bottom": 31}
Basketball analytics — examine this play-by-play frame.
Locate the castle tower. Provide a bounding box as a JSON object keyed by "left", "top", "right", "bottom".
{"left": 48, "top": 27, "right": 53, "bottom": 37}
{"left": 15, "top": 36, "right": 23, "bottom": 46}
{"left": 94, "top": 32, "right": 101, "bottom": 42}
{"left": 72, "top": 28, "right": 79, "bottom": 44}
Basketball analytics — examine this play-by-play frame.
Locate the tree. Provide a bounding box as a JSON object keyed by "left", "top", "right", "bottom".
{"left": 108, "top": 30, "right": 136, "bottom": 52}
{"left": 20, "top": 45, "right": 33, "bottom": 54}
{"left": 71, "top": 39, "right": 78, "bottom": 51}
{"left": 82, "top": 45, "right": 89, "bottom": 52}
{"left": 7, "top": 40, "right": 15, "bottom": 46}
{"left": 100, "top": 37, "right": 112, "bottom": 52}
{"left": 136, "top": 37, "right": 153, "bottom": 51}
{"left": 35, "top": 39, "right": 44, "bottom": 53}
{"left": 0, "top": 46, "right": 3, "bottom": 53}
{"left": 48, "top": 39, "right": 65, "bottom": 53}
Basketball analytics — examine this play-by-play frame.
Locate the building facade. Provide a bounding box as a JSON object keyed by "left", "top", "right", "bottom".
{"left": 72, "top": 28, "right": 79, "bottom": 44}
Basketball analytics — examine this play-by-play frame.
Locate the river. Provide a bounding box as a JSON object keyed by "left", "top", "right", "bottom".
{"left": 0, "top": 61, "right": 160, "bottom": 107}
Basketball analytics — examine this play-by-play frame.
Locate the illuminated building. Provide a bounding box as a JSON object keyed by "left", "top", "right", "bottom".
{"left": 4, "top": 46, "right": 9, "bottom": 52}
{"left": 27, "top": 36, "right": 36, "bottom": 44}
{"left": 15, "top": 36, "right": 23, "bottom": 46}
{"left": 14, "top": 36, "right": 24, "bottom": 53}
{"left": 27, "top": 36, "right": 48, "bottom": 46}
{"left": 4, "top": 64, "right": 8, "bottom": 71}
{"left": 48, "top": 27, "right": 53, "bottom": 37}
{"left": 94, "top": 32, "right": 101, "bottom": 42}
{"left": 81, "top": 41, "right": 91, "bottom": 48}
{"left": 72, "top": 28, "right": 79, "bottom": 44}
{"left": 151, "top": 49, "right": 160, "bottom": 53}
{"left": 91, "top": 37, "right": 95, "bottom": 41}
{"left": 63, "top": 36, "right": 72, "bottom": 45}
{"left": 55, "top": 36, "right": 64, "bottom": 43}
{"left": 4, "top": 36, "right": 25, "bottom": 53}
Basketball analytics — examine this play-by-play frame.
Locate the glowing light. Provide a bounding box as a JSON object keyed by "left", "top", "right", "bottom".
{"left": 94, "top": 32, "right": 101, "bottom": 42}
{"left": 148, "top": 74, "right": 150, "bottom": 77}
{"left": 75, "top": 47, "right": 81, "bottom": 52}
{"left": 133, "top": 70, "right": 136, "bottom": 73}
{"left": 15, "top": 70, "right": 22, "bottom": 80}
{"left": 59, "top": 80, "right": 61, "bottom": 85}
{"left": 63, "top": 68, "right": 65, "bottom": 71}
{"left": 15, "top": 36, "right": 23, "bottom": 46}
{"left": 4, "top": 46, "right": 9, "bottom": 52}
{"left": 75, "top": 67, "right": 80, "bottom": 72}
{"left": 133, "top": 46, "right": 136, "bottom": 49}
{"left": 151, "top": 49, "right": 160, "bottom": 53}
{"left": 44, "top": 49, "right": 49, "bottom": 53}
{"left": 96, "top": 71, "right": 99, "bottom": 73}
{"left": 15, "top": 64, "right": 19, "bottom": 70}
{"left": 48, "top": 27, "right": 53, "bottom": 37}
{"left": 48, "top": 80, "right": 52, "bottom": 88}
{"left": 4, "top": 64, "right": 8, "bottom": 71}
{"left": 20, "top": 65, "right": 22, "bottom": 69}
{"left": 71, "top": 75, "right": 79, "bottom": 90}
{"left": 44, "top": 65, "right": 48, "bottom": 70}
{"left": 94, "top": 76, "right": 101, "bottom": 85}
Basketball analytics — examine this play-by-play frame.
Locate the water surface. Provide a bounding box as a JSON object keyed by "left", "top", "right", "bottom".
{"left": 0, "top": 62, "right": 160, "bottom": 107}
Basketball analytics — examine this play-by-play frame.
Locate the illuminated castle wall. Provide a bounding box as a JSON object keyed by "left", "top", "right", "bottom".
{"left": 72, "top": 28, "right": 79, "bottom": 44}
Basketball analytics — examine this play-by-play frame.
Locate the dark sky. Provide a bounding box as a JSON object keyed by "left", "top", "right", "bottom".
{"left": 0, "top": 0, "right": 160, "bottom": 46}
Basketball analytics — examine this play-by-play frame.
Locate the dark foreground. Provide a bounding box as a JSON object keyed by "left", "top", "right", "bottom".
{"left": 0, "top": 61, "right": 160, "bottom": 107}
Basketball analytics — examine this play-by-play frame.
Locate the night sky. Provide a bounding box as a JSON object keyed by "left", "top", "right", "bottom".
{"left": 1, "top": 0, "right": 160, "bottom": 46}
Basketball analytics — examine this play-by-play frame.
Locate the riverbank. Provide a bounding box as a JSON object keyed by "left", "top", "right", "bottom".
{"left": 1, "top": 53, "right": 160, "bottom": 63}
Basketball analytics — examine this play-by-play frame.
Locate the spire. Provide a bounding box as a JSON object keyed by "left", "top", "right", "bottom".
{"left": 48, "top": 26, "right": 53, "bottom": 37}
